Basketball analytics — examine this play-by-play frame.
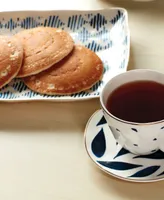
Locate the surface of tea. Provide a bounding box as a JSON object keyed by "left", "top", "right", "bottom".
{"left": 106, "top": 81, "right": 164, "bottom": 123}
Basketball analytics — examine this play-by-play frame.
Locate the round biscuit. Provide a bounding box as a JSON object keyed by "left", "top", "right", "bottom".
{"left": 15, "top": 27, "right": 74, "bottom": 78}
{"left": 0, "top": 35, "right": 23, "bottom": 89}
{"left": 23, "top": 45, "right": 104, "bottom": 95}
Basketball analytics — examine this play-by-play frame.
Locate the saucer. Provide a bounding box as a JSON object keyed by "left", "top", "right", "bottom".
{"left": 84, "top": 110, "right": 164, "bottom": 182}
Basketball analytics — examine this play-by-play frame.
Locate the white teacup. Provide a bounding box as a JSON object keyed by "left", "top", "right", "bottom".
{"left": 100, "top": 69, "right": 164, "bottom": 155}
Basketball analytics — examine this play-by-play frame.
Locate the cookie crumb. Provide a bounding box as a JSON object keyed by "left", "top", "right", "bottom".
{"left": 8, "top": 42, "right": 11, "bottom": 47}
{"left": 1, "top": 70, "right": 8, "bottom": 77}
{"left": 10, "top": 51, "right": 19, "bottom": 60}
{"left": 48, "top": 84, "right": 55, "bottom": 90}
{"left": 82, "top": 81, "right": 87, "bottom": 85}
{"left": 58, "top": 87, "right": 64, "bottom": 91}
{"left": 77, "top": 46, "right": 83, "bottom": 50}
{"left": 96, "top": 65, "right": 100, "bottom": 70}
{"left": 35, "top": 80, "right": 41, "bottom": 85}
{"left": 7, "top": 65, "right": 11, "bottom": 70}
{"left": 56, "top": 30, "right": 62, "bottom": 33}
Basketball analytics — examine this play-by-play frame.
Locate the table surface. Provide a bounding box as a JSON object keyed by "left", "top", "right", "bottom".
{"left": 0, "top": 0, "right": 164, "bottom": 199}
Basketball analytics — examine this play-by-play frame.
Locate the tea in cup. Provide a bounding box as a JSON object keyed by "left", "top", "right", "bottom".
{"left": 100, "top": 69, "right": 164, "bottom": 155}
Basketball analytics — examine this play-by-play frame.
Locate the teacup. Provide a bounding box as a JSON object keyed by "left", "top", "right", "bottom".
{"left": 100, "top": 69, "right": 164, "bottom": 155}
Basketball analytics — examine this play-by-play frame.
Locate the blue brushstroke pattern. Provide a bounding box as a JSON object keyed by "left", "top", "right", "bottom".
{"left": 133, "top": 150, "right": 164, "bottom": 159}
{"left": 96, "top": 115, "right": 107, "bottom": 126}
{"left": 110, "top": 10, "right": 123, "bottom": 25}
{"left": 98, "top": 161, "right": 142, "bottom": 170}
{"left": 0, "top": 9, "right": 128, "bottom": 100}
{"left": 89, "top": 13, "right": 107, "bottom": 31}
{"left": 130, "top": 166, "right": 160, "bottom": 178}
{"left": 90, "top": 80, "right": 103, "bottom": 91}
{"left": 91, "top": 128, "right": 106, "bottom": 158}
{"left": 114, "top": 148, "right": 130, "bottom": 159}
{"left": 157, "top": 171, "right": 164, "bottom": 176}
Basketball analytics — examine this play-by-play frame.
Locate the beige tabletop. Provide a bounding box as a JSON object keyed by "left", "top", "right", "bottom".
{"left": 0, "top": 0, "right": 164, "bottom": 199}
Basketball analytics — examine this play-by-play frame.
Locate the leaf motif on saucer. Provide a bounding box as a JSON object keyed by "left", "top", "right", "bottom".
{"left": 96, "top": 115, "right": 107, "bottom": 126}
{"left": 85, "top": 110, "right": 164, "bottom": 182}
{"left": 133, "top": 150, "right": 164, "bottom": 159}
{"left": 114, "top": 148, "right": 130, "bottom": 159}
{"left": 91, "top": 128, "right": 106, "bottom": 158}
{"left": 157, "top": 171, "right": 164, "bottom": 176}
{"left": 97, "top": 161, "right": 142, "bottom": 170}
{"left": 129, "top": 166, "right": 160, "bottom": 178}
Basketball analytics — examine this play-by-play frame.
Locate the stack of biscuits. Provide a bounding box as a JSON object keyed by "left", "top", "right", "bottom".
{"left": 0, "top": 27, "right": 104, "bottom": 95}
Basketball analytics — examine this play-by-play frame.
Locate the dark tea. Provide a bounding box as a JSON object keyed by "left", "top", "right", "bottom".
{"left": 106, "top": 81, "right": 164, "bottom": 123}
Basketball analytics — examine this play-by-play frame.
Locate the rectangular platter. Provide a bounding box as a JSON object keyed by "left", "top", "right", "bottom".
{"left": 0, "top": 8, "right": 130, "bottom": 101}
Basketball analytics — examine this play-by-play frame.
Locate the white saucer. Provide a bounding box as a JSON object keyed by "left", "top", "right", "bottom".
{"left": 84, "top": 110, "right": 164, "bottom": 182}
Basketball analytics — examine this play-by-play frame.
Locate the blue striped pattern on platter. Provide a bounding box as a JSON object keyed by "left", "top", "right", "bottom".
{"left": 85, "top": 110, "right": 164, "bottom": 182}
{"left": 0, "top": 9, "right": 130, "bottom": 101}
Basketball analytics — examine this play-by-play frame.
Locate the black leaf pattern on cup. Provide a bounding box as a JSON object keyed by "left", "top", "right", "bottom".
{"left": 131, "top": 128, "right": 138, "bottom": 132}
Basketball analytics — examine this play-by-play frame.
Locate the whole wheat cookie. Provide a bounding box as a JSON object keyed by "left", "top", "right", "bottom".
{"left": 15, "top": 27, "right": 74, "bottom": 78}
{"left": 0, "top": 35, "right": 23, "bottom": 89}
{"left": 23, "top": 45, "right": 104, "bottom": 95}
